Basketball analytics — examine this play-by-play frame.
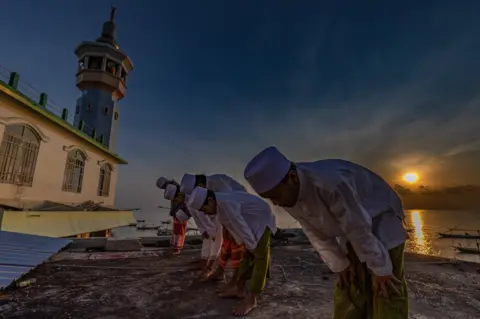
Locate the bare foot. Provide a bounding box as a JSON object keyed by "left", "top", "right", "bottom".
{"left": 199, "top": 269, "right": 213, "bottom": 282}
{"left": 196, "top": 267, "right": 209, "bottom": 277}
{"left": 204, "top": 268, "right": 226, "bottom": 283}
{"left": 218, "top": 286, "right": 244, "bottom": 299}
{"left": 233, "top": 293, "right": 257, "bottom": 317}
{"left": 217, "top": 279, "right": 235, "bottom": 293}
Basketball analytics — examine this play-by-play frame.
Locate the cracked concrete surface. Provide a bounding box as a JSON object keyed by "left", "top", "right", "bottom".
{"left": 1, "top": 245, "right": 479, "bottom": 319}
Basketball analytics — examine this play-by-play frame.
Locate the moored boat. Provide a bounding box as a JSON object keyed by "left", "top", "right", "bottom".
{"left": 452, "top": 245, "right": 480, "bottom": 255}
{"left": 438, "top": 232, "right": 480, "bottom": 239}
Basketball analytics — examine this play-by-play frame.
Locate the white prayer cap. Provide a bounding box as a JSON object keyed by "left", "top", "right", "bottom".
{"left": 186, "top": 187, "right": 208, "bottom": 210}
{"left": 243, "top": 146, "right": 291, "bottom": 194}
{"left": 156, "top": 177, "right": 169, "bottom": 189}
{"left": 164, "top": 184, "right": 178, "bottom": 200}
{"left": 180, "top": 173, "right": 196, "bottom": 195}
{"left": 176, "top": 209, "right": 190, "bottom": 222}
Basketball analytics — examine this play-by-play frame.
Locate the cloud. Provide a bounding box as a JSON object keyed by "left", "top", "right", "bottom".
{"left": 116, "top": 85, "right": 480, "bottom": 210}
{"left": 114, "top": 10, "right": 480, "bottom": 210}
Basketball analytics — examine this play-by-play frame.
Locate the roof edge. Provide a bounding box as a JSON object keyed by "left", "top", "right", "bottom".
{"left": 0, "top": 81, "right": 128, "bottom": 164}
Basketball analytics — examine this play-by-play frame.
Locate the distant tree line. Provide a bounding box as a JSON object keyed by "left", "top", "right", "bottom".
{"left": 393, "top": 184, "right": 480, "bottom": 210}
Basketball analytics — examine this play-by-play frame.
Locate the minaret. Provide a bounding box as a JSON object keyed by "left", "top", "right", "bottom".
{"left": 73, "top": 7, "right": 133, "bottom": 151}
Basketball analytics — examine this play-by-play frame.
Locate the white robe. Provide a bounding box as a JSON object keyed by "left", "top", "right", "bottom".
{"left": 188, "top": 175, "right": 247, "bottom": 260}
{"left": 206, "top": 174, "right": 247, "bottom": 193}
{"left": 200, "top": 215, "right": 223, "bottom": 260}
{"left": 215, "top": 191, "right": 276, "bottom": 251}
{"left": 187, "top": 174, "right": 247, "bottom": 237}
{"left": 284, "top": 160, "right": 407, "bottom": 276}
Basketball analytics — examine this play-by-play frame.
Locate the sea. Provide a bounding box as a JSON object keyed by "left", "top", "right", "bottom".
{"left": 113, "top": 209, "right": 480, "bottom": 264}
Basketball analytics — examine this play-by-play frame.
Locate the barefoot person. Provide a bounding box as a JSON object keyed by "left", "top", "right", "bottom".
{"left": 163, "top": 184, "right": 189, "bottom": 255}
{"left": 164, "top": 184, "right": 219, "bottom": 271}
{"left": 156, "top": 177, "right": 185, "bottom": 255}
{"left": 212, "top": 227, "right": 246, "bottom": 290}
{"left": 180, "top": 173, "right": 248, "bottom": 281}
{"left": 243, "top": 146, "right": 409, "bottom": 319}
{"left": 187, "top": 187, "right": 276, "bottom": 317}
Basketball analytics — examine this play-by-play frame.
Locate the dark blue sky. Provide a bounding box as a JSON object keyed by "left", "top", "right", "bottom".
{"left": 1, "top": 1, "right": 479, "bottom": 209}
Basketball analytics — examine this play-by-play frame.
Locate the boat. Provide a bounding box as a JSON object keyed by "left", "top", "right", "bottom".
{"left": 452, "top": 245, "right": 480, "bottom": 255}
{"left": 135, "top": 220, "right": 160, "bottom": 230}
{"left": 136, "top": 225, "right": 160, "bottom": 230}
{"left": 437, "top": 232, "right": 480, "bottom": 239}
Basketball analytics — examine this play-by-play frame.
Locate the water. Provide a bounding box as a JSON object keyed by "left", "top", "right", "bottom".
{"left": 113, "top": 209, "right": 480, "bottom": 263}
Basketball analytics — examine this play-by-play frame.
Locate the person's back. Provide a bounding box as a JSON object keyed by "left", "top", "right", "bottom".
{"left": 207, "top": 174, "right": 248, "bottom": 193}
{"left": 215, "top": 191, "right": 276, "bottom": 241}
{"left": 298, "top": 159, "right": 403, "bottom": 218}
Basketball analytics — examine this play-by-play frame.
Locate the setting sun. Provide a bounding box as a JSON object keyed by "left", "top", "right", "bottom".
{"left": 402, "top": 172, "right": 419, "bottom": 184}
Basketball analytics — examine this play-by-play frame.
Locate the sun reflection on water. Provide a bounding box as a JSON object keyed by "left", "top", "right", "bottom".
{"left": 410, "top": 210, "right": 433, "bottom": 255}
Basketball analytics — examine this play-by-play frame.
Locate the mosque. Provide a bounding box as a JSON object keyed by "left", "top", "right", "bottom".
{"left": 0, "top": 8, "right": 135, "bottom": 237}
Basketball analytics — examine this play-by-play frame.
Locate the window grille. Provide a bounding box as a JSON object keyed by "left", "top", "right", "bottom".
{"left": 0, "top": 124, "right": 40, "bottom": 186}
{"left": 97, "top": 163, "right": 112, "bottom": 196}
{"left": 62, "top": 149, "right": 86, "bottom": 193}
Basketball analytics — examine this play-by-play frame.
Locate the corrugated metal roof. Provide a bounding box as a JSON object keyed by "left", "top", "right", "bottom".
{"left": 0, "top": 231, "right": 71, "bottom": 289}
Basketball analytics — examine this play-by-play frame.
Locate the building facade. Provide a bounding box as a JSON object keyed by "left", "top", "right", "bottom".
{"left": 0, "top": 8, "right": 131, "bottom": 210}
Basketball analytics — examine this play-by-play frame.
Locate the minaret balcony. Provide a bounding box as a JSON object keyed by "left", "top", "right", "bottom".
{"left": 76, "top": 69, "right": 126, "bottom": 100}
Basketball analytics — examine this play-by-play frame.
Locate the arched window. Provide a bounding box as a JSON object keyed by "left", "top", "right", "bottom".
{"left": 62, "top": 149, "right": 86, "bottom": 193}
{"left": 0, "top": 124, "right": 41, "bottom": 186}
{"left": 97, "top": 163, "right": 112, "bottom": 197}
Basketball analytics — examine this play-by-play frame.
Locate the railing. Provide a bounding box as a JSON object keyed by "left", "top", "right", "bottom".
{"left": 0, "top": 63, "right": 107, "bottom": 146}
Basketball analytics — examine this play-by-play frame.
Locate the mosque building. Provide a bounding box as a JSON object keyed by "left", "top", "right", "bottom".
{"left": 0, "top": 8, "right": 135, "bottom": 237}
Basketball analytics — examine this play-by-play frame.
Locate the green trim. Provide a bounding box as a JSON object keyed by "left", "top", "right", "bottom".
{"left": 0, "top": 80, "right": 128, "bottom": 164}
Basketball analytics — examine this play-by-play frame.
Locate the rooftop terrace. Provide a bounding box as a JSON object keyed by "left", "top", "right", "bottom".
{"left": 1, "top": 244, "right": 479, "bottom": 319}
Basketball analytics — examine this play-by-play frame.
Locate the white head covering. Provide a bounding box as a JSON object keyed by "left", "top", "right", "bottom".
{"left": 156, "top": 177, "right": 169, "bottom": 189}
{"left": 186, "top": 187, "right": 208, "bottom": 210}
{"left": 176, "top": 209, "right": 190, "bottom": 222}
{"left": 243, "top": 146, "right": 291, "bottom": 194}
{"left": 164, "top": 184, "right": 178, "bottom": 200}
{"left": 180, "top": 173, "right": 196, "bottom": 195}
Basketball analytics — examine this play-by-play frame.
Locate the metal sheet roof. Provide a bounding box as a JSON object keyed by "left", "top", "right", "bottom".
{"left": 0, "top": 231, "right": 71, "bottom": 289}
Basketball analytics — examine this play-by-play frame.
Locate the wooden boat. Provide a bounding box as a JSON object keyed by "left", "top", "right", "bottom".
{"left": 453, "top": 245, "right": 480, "bottom": 255}
{"left": 437, "top": 232, "right": 480, "bottom": 239}
{"left": 137, "top": 225, "right": 159, "bottom": 230}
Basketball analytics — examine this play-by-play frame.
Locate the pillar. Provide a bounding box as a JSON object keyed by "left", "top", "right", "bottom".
{"left": 0, "top": 123, "right": 6, "bottom": 145}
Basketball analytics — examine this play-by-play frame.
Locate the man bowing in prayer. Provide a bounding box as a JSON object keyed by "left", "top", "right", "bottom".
{"left": 164, "top": 183, "right": 219, "bottom": 273}
{"left": 156, "top": 177, "right": 186, "bottom": 256}
{"left": 180, "top": 173, "right": 248, "bottom": 285}
{"left": 243, "top": 146, "right": 409, "bottom": 319}
{"left": 187, "top": 186, "right": 276, "bottom": 317}
{"left": 163, "top": 183, "right": 191, "bottom": 255}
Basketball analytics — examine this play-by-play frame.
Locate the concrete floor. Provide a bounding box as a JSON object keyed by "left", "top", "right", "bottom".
{"left": 1, "top": 245, "right": 479, "bottom": 319}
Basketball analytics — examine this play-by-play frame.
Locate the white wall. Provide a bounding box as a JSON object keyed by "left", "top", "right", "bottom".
{"left": 0, "top": 94, "right": 121, "bottom": 208}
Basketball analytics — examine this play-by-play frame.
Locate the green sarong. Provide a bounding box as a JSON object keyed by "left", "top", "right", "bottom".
{"left": 333, "top": 243, "right": 409, "bottom": 319}
{"left": 237, "top": 228, "right": 272, "bottom": 293}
